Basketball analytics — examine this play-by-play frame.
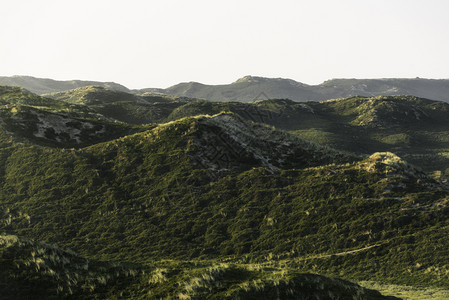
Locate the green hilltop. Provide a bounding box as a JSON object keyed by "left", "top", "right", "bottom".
{"left": 2, "top": 85, "right": 449, "bottom": 298}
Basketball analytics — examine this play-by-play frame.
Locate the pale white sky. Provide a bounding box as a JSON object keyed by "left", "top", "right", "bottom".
{"left": 1, "top": 0, "right": 449, "bottom": 88}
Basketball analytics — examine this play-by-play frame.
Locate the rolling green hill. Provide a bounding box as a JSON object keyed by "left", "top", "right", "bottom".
{"left": 160, "top": 96, "right": 449, "bottom": 174}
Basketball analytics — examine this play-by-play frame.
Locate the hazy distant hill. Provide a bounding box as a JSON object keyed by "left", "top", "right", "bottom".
{"left": 143, "top": 76, "right": 449, "bottom": 103}
{"left": 0, "top": 75, "right": 130, "bottom": 95}
{"left": 4, "top": 75, "right": 449, "bottom": 103}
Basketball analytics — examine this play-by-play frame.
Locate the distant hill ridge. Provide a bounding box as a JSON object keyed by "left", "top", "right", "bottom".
{"left": 155, "top": 76, "right": 449, "bottom": 103}
{"left": 2, "top": 75, "right": 449, "bottom": 103}
{"left": 0, "top": 75, "right": 130, "bottom": 95}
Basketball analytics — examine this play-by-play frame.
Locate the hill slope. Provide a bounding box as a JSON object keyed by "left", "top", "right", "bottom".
{"left": 161, "top": 96, "right": 449, "bottom": 174}
{"left": 0, "top": 86, "right": 150, "bottom": 148}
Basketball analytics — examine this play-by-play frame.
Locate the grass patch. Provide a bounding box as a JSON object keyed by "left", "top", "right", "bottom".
{"left": 360, "top": 281, "right": 449, "bottom": 300}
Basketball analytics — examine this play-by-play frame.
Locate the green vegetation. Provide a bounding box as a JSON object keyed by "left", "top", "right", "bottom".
{"left": 3, "top": 85, "right": 449, "bottom": 298}
{"left": 360, "top": 282, "right": 449, "bottom": 300}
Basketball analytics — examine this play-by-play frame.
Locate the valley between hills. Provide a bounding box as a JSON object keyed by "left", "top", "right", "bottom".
{"left": 1, "top": 78, "right": 449, "bottom": 299}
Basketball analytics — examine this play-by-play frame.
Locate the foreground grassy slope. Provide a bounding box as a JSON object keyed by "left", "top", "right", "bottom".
{"left": 1, "top": 235, "right": 398, "bottom": 299}
{"left": 0, "top": 235, "right": 141, "bottom": 299}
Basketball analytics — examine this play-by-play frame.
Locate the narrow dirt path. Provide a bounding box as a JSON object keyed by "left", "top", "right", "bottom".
{"left": 294, "top": 243, "right": 382, "bottom": 262}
